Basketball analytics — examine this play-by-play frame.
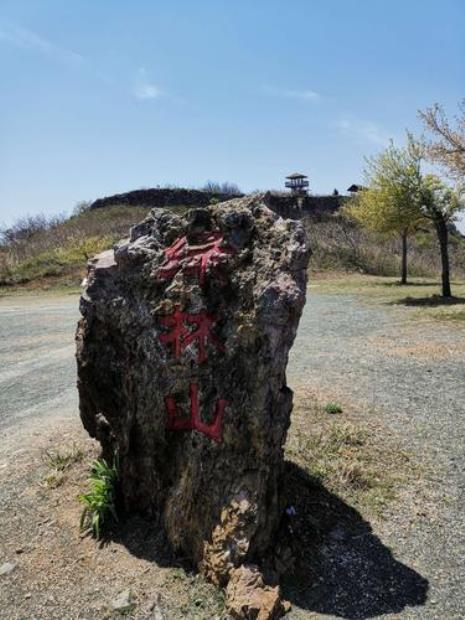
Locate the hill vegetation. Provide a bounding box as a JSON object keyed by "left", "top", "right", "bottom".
{"left": 0, "top": 205, "right": 150, "bottom": 288}
{"left": 308, "top": 214, "right": 465, "bottom": 280}
{"left": 1, "top": 202, "right": 464, "bottom": 292}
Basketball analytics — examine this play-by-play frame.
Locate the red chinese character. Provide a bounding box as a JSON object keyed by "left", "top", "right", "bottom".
{"left": 165, "top": 382, "right": 228, "bottom": 442}
{"left": 156, "top": 236, "right": 187, "bottom": 281}
{"left": 159, "top": 307, "right": 221, "bottom": 363}
{"left": 183, "top": 310, "right": 222, "bottom": 363}
{"left": 156, "top": 232, "right": 234, "bottom": 286}
{"left": 159, "top": 307, "right": 191, "bottom": 359}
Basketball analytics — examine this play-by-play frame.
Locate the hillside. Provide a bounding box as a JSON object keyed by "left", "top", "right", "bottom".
{"left": 1, "top": 201, "right": 464, "bottom": 291}
{"left": 0, "top": 205, "right": 151, "bottom": 288}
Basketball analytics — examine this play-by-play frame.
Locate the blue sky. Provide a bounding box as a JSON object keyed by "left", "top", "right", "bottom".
{"left": 0, "top": 0, "right": 464, "bottom": 228}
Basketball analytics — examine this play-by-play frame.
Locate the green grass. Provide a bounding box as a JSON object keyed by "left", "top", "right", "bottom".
{"left": 324, "top": 401, "right": 343, "bottom": 414}
{"left": 79, "top": 457, "right": 119, "bottom": 539}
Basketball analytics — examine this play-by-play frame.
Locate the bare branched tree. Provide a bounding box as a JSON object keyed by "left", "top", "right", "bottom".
{"left": 419, "top": 100, "right": 465, "bottom": 179}
{"left": 202, "top": 180, "right": 241, "bottom": 195}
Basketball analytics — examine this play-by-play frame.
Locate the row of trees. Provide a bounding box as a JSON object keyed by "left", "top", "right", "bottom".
{"left": 345, "top": 100, "right": 465, "bottom": 297}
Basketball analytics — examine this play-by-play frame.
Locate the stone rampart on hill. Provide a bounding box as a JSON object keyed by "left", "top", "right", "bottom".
{"left": 263, "top": 192, "right": 345, "bottom": 219}
{"left": 89, "top": 188, "right": 345, "bottom": 220}
{"left": 90, "top": 188, "right": 243, "bottom": 210}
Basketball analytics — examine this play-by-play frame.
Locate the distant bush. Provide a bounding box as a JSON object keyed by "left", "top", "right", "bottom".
{"left": 72, "top": 200, "right": 92, "bottom": 216}
{"left": 0, "top": 213, "right": 65, "bottom": 247}
{"left": 202, "top": 180, "right": 241, "bottom": 195}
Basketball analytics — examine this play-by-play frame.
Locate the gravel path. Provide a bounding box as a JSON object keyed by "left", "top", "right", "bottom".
{"left": 0, "top": 294, "right": 78, "bottom": 461}
{"left": 0, "top": 290, "right": 464, "bottom": 618}
{"left": 288, "top": 289, "right": 465, "bottom": 619}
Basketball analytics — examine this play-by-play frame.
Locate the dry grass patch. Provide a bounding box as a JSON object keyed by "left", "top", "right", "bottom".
{"left": 287, "top": 389, "right": 411, "bottom": 516}
{"left": 311, "top": 274, "right": 465, "bottom": 326}
{"left": 41, "top": 443, "right": 85, "bottom": 489}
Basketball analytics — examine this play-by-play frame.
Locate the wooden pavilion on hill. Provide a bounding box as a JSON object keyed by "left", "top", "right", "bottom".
{"left": 285, "top": 173, "right": 309, "bottom": 196}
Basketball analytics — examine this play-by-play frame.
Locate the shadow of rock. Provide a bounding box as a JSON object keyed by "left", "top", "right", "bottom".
{"left": 106, "top": 461, "right": 428, "bottom": 619}
{"left": 389, "top": 295, "right": 465, "bottom": 307}
{"left": 280, "top": 461, "right": 429, "bottom": 619}
{"left": 105, "top": 514, "right": 187, "bottom": 569}
{"left": 381, "top": 281, "right": 438, "bottom": 288}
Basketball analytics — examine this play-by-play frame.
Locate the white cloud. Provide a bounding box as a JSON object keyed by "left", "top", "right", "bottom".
{"left": 263, "top": 86, "right": 321, "bottom": 101}
{"left": 133, "top": 68, "right": 162, "bottom": 100}
{"left": 0, "top": 21, "right": 83, "bottom": 65}
{"left": 332, "top": 119, "right": 391, "bottom": 147}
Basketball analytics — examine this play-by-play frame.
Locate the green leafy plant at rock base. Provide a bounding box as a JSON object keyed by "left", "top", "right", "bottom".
{"left": 79, "top": 457, "right": 119, "bottom": 539}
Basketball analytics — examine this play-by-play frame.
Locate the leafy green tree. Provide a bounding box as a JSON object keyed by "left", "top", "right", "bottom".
{"left": 420, "top": 174, "right": 464, "bottom": 297}
{"left": 343, "top": 141, "right": 424, "bottom": 284}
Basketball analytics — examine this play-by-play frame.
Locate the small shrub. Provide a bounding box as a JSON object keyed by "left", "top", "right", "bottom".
{"left": 324, "top": 401, "right": 343, "bottom": 415}
{"left": 41, "top": 444, "right": 84, "bottom": 489}
{"left": 79, "top": 457, "right": 118, "bottom": 539}
{"left": 72, "top": 201, "right": 92, "bottom": 216}
{"left": 44, "top": 444, "right": 84, "bottom": 471}
{"left": 338, "top": 461, "right": 371, "bottom": 489}
{"left": 202, "top": 180, "right": 241, "bottom": 195}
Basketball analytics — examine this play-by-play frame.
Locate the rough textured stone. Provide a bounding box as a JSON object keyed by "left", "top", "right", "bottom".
{"left": 0, "top": 562, "right": 16, "bottom": 576}
{"left": 226, "top": 564, "right": 287, "bottom": 619}
{"left": 110, "top": 589, "right": 134, "bottom": 612}
{"left": 76, "top": 194, "right": 310, "bottom": 585}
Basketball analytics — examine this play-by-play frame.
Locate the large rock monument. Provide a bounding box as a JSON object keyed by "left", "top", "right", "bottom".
{"left": 76, "top": 194, "right": 310, "bottom": 616}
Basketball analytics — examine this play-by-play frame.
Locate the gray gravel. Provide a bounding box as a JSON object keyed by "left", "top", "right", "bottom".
{"left": 0, "top": 290, "right": 464, "bottom": 619}
{"left": 0, "top": 294, "right": 78, "bottom": 441}
{"left": 288, "top": 290, "right": 465, "bottom": 619}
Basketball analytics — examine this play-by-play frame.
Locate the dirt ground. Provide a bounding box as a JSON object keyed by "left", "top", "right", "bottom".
{"left": 1, "top": 278, "right": 464, "bottom": 619}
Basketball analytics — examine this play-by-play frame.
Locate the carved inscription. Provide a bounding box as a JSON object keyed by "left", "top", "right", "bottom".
{"left": 157, "top": 232, "right": 232, "bottom": 441}
{"left": 156, "top": 232, "right": 234, "bottom": 286}
{"left": 165, "top": 383, "right": 227, "bottom": 443}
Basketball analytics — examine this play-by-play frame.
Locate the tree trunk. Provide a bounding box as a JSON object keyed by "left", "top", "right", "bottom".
{"left": 400, "top": 231, "right": 408, "bottom": 284}
{"left": 76, "top": 196, "right": 310, "bottom": 594}
{"left": 434, "top": 216, "right": 452, "bottom": 297}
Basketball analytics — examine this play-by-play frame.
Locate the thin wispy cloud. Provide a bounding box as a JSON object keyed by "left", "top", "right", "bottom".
{"left": 133, "top": 68, "right": 163, "bottom": 100}
{"left": 0, "top": 21, "right": 83, "bottom": 65}
{"left": 332, "top": 119, "right": 392, "bottom": 147}
{"left": 263, "top": 86, "right": 321, "bottom": 101}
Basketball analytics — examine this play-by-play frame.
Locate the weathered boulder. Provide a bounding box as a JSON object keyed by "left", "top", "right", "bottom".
{"left": 76, "top": 194, "right": 309, "bottom": 595}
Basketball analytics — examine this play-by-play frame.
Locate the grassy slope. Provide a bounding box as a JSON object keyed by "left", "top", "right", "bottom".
{"left": 0, "top": 206, "right": 151, "bottom": 290}
{"left": 0, "top": 205, "right": 201, "bottom": 292}
{"left": 2, "top": 205, "right": 465, "bottom": 304}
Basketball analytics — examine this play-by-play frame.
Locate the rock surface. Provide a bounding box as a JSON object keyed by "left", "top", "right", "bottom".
{"left": 110, "top": 588, "right": 134, "bottom": 612}
{"left": 226, "top": 564, "right": 287, "bottom": 619}
{"left": 0, "top": 562, "right": 16, "bottom": 576}
{"left": 76, "top": 194, "right": 310, "bottom": 592}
